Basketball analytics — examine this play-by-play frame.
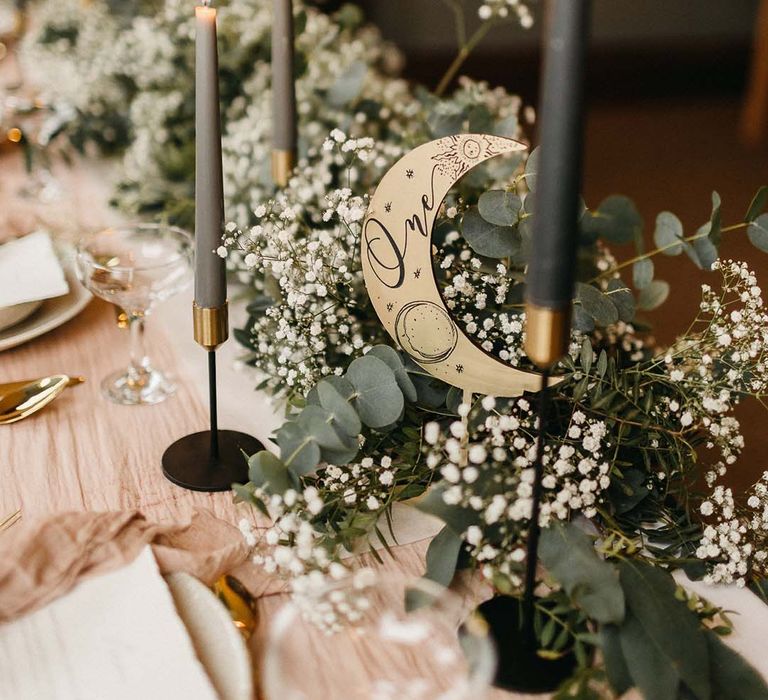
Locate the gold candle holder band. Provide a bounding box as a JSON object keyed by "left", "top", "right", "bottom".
{"left": 524, "top": 303, "right": 571, "bottom": 369}
{"left": 271, "top": 149, "right": 296, "bottom": 188}
{"left": 193, "top": 302, "right": 229, "bottom": 350}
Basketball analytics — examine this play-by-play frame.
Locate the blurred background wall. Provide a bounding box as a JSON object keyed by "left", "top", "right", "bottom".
{"left": 356, "top": 0, "right": 761, "bottom": 101}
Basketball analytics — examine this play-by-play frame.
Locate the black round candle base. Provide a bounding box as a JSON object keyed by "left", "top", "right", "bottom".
{"left": 477, "top": 595, "right": 578, "bottom": 694}
{"left": 162, "top": 430, "right": 264, "bottom": 492}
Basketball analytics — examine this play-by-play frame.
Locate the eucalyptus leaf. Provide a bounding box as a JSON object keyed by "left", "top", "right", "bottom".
{"left": 478, "top": 190, "right": 522, "bottom": 227}
{"left": 608, "top": 468, "right": 649, "bottom": 514}
{"left": 619, "top": 610, "right": 680, "bottom": 700}
{"left": 632, "top": 257, "right": 654, "bottom": 289}
{"left": 745, "top": 185, "right": 768, "bottom": 222}
{"left": 576, "top": 283, "right": 619, "bottom": 326}
{"left": 415, "top": 482, "right": 480, "bottom": 534}
{"left": 637, "top": 280, "right": 670, "bottom": 311}
{"left": 493, "top": 114, "right": 518, "bottom": 138}
{"left": 580, "top": 338, "right": 593, "bottom": 374}
{"left": 597, "top": 349, "right": 608, "bottom": 378}
{"left": 523, "top": 146, "right": 539, "bottom": 191}
{"left": 368, "top": 345, "right": 418, "bottom": 402}
{"left": 653, "top": 211, "right": 684, "bottom": 255}
{"left": 467, "top": 105, "right": 493, "bottom": 133}
{"left": 706, "top": 630, "right": 768, "bottom": 700}
{"left": 693, "top": 223, "right": 719, "bottom": 270}
{"left": 747, "top": 213, "right": 768, "bottom": 253}
{"left": 601, "top": 625, "right": 633, "bottom": 696}
{"left": 427, "top": 106, "right": 465, "bottom": 138}
{"left": 618, "top": 560, "right": 710, "bottom": 700}
{"left": 326, "top": 61, "right": 367, "bottom": 107}
{"left": 248, "top": 450, "right": 297, "bottom": 493}
{"left": 424, "top": 525, "right": 463, "bottom": 587}
{"left": 317, "top": 379, "right": 362, "bottom": 436}
{"left": 346, "top": 355, "right": 404, "bottom": 428}
{"left": 708, "top": 191, "right": 722, "bottom": 246}
{"left": 539, "top": 522, "right": 625, "bottom": 624}
{"left": 410, "top": 375, "right": 449, "bottom": 408}
{"left": 606, "top": 278, "right": 636, "bottom": 322}
{"left": 461, "top": 207, "right": 520, "bottom": 259}
{"left": 275, "top": 421, "right": 321, "bottom": 476}
{"left": 441, "top": 390, "right": 464, "bottom": 418}
{"left": 297, "top": 405, "right": 354, "bottom": 451}
{"left": 581, "top": 195, "right": 643, "bottom": 245}
{"left": 571, "top": 303, "right": 595, "bottom": 332}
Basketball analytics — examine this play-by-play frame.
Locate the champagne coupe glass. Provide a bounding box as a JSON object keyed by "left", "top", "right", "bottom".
{"left": 76, "top": 224, "right": 193, "bottom": 405}
{"left": 263, "top": 570, "right": 496, "bottom": 699}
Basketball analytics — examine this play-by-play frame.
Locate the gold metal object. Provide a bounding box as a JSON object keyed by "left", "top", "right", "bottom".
{"left": 0, "top": 375, "right": 85, "bottom": 425}
{"left": 271, "top": 148, "right": 296, "bottom": 188}
{"left": 213, "top": 574, "right": 258, "bottom": 640}
{"left": 193, "top": 302, "right": 229, "bottom": 350}
{"left": 114, "top": 306, "right": 129, "bottom": 329}
{"left": 524, "top": 303, "right": 571, "bottom": 369}
{"left": 0, "top": 509, "right": 21, "bottom": 533}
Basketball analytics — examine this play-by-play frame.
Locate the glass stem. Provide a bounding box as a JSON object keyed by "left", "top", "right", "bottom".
{"left": 127, "top": 314, "right": 151, "bottom": 388}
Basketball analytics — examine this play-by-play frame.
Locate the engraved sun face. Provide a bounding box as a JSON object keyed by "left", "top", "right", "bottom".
{"left": 432, "top": 135, "right": 507, "bottom": 181}
{"left": 395, "top": 301, "right": 458, "bottom": 364}
{"left": 462, "top": 138, "right": 481, "bottom": 160}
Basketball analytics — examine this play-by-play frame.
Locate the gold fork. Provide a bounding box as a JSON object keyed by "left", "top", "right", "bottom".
{"left": 0, "top": 509, "right": 21, "bottom": 533}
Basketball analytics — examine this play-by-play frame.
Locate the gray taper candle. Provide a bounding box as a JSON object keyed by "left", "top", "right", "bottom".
{"left": 195, "top": 3, "right": 227, "bottom": 310}
{"left": 525, "top": 0, "right": 591, "bottom": 368}
{"left": 271, "top": 0, "right": 297, "bottom": 186}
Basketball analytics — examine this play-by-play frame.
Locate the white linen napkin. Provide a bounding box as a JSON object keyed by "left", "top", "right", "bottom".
{"left": 0, "top": 546, "right": 218, "bottom": 700}
{"left": 0, "top": 230, "right": 69, "bottom": 307}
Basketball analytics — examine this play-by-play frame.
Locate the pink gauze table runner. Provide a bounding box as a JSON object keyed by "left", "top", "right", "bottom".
{"left": 0, "top": 508, "right": 245, "bottom": 623}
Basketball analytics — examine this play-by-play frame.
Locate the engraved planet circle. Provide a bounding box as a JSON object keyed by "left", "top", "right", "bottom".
{"left": 395, "top": 301, "right": 458, "bottom": 364}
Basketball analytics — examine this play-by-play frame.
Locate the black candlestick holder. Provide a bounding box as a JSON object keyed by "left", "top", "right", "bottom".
{"left": 477, "top": 369, "right": 576, "bottom": 693}
{"left": 162, "top": 302, "right": 264, "bottom": 492}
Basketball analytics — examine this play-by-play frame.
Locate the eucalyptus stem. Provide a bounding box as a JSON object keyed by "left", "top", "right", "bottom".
{"left": 435, "top": 22, "right": 495, "bottom": 97}
{"left": 588, "top": 222, "right": 750, "bottom": 284}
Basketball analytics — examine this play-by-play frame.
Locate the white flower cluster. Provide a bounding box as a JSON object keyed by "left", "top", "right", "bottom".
{"left": 478, "top": 0, "right": 535, "bottom": 28}
{"left": 240, "top": 486, "right": 346, "bottom": 586}
{"left": 292, "top": 568, "right": 377, "bottom": 635}
{"left": 240, "top": 455, "right": 399, "bottom": 589}
{"left": 696, "top": 472, "right": 768, "bottom": 587}
{"left": 225, "top": 134, "right": 403, "bottom": 394}
{"left": 672, "top": 261, "right": 768, "bottom": 582}
{"left": 424, "top": 397, "right": 611, "bottom": 586}
{"left": 316, "top": 456, "right": 396, "bottom": 511}
{"left": 658, "top": 261, "right": 767, "bottom": 486}
{"left": 439, "top": 234, "right": 584, "bottom": 367}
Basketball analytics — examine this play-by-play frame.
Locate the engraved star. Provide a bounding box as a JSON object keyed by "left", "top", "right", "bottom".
{"left": 413, "top": 268, "right": 421, "bottom": 278}
{"left": 384, "top": 202, "right": 392, "bottom": 213}
{"left": 386, "top": 302, "right": 394, "bottom": 312}
{"left": 405, "top": 169, "right": 414, "bottom": 179}
{"left": 455, "top": 364, "right": 464, "bottom": 374}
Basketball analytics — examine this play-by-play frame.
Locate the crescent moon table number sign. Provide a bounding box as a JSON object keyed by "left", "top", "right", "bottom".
{"left": 361, "top": 133, "right": 558, "bottom": 399}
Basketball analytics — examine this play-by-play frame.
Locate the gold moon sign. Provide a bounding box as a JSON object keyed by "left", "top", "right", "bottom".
{"left": 361, "top": 134, "right": 559, "bottom": 397}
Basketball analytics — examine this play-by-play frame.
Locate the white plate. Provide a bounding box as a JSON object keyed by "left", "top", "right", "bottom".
{"left": 0, "top": 299, "right": 43, "bottom": 332}
{"left": 0, "top": 265, "right": 91, "bottom": 352}
{"left": 166, "top": 572, "right": 254, "bottom": 700}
